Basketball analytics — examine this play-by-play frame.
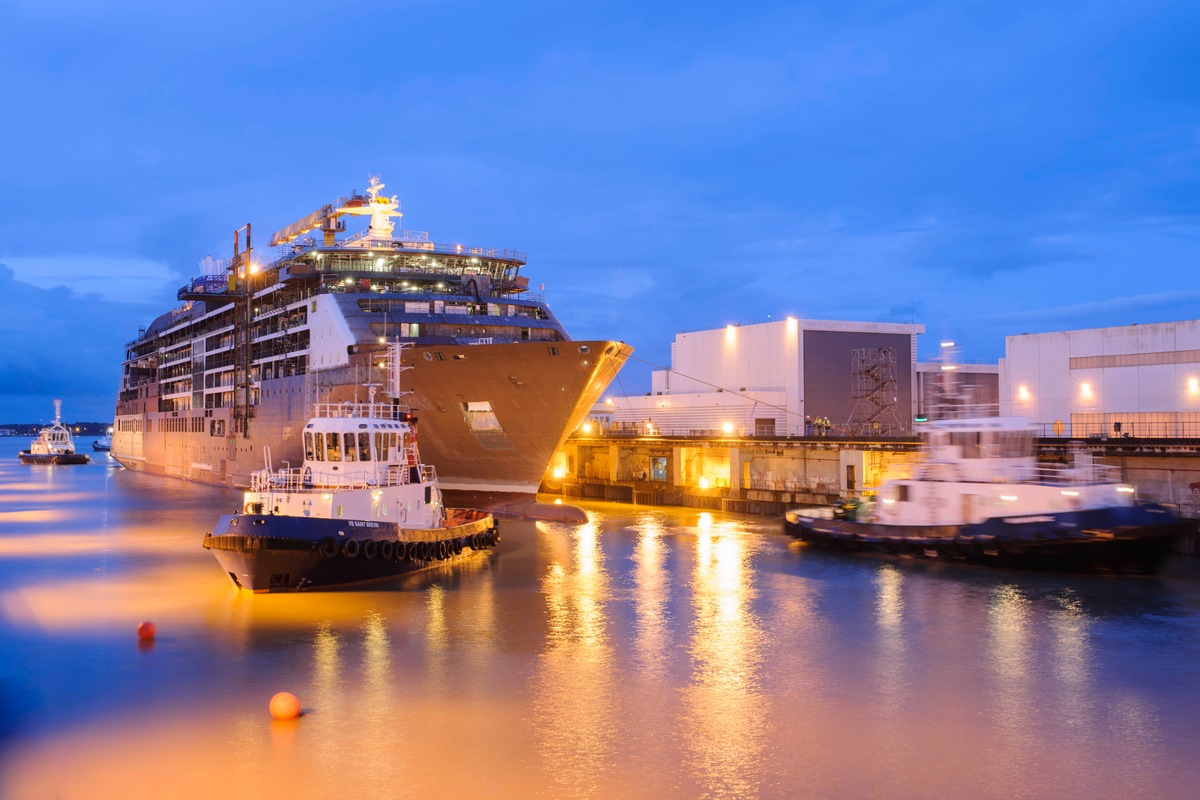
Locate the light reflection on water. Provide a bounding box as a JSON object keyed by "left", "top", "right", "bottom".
{"left": 1, "top": 451, "right": 1199, "bottom": 799}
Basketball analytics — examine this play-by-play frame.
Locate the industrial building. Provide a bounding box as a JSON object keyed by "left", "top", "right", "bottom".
{"left": 1000, "top": 320, "right": 1200, "bottom": 438}
{"left": 601, "top": 317, "right": 925, "bottom": 436}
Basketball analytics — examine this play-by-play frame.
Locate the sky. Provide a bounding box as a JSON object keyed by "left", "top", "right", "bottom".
{"left": 1, "top": 0, "right": 1198, "bottom": 423}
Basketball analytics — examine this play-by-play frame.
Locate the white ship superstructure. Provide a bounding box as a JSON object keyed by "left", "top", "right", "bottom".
{"left": 112, "top": 176, "right": 631, "bottom": 508}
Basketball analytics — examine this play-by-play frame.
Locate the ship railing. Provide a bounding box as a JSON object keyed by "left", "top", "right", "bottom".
{"left": 915, "top": 459, "right": 1124, "bottom": 486}
{"left": 287, "top": 230, "right": 527, "bottom": 263}
{"left": 250, "top": 463, "right": 436, "bottom": 493}
{"left": 309, "top": 401, "right": 414, "bottom": 420}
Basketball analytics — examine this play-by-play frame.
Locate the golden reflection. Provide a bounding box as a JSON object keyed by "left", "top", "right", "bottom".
{"left": 532, "top": 520, "right": 616, "bottom": 796}
{"left": 632, "top": 515, "right": 669, "bottom": 679}
{"left": 362, "top": 610, "right": 391, "bottom": 688}
{"left": 1048, "top": 590, "right": 1092, "bottom": 734}
{"left": 425, "top": 583, "right": 449, "bottom": 659}
{"left": 872, "top": 565, "right": 908, "bottom": 708}
{"left": 982, "top": 582, "right": 1035, "bottom": 788}
{"left": 682, "top": 521, "right": 768, "bottom": 798}
{"left": 312, "top": 621, "right": 342, "bottom": 694}
{"left": 988, "top": 584, "right": 1031, "bottom": 680}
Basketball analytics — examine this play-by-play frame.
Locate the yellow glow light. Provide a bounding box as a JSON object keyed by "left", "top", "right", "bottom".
{"left": 722, "top": 422, "right": 733, "bottom": 434}
{"left": 1018, "top": 385, "right": 1031, "bottom": 401}
{"left": 698, "top": 477, "right": 711, "bottom": 489}
{"left": 1060, "top": 490, "right": 1080, "bottom": 497}
{"left": 1189, "top": 378, "right": 1199, "bottom": 394}
{"left": 581, "top": 422, "right": 593, "bottom": 434}
{"left": 1000, "top": 494, "right": 1017, "bottom": 501}
{"left": 1117, "top": 486, "right": 1135, "bottom": 494}
{"left": 552, "top": 467, "right": 566, "bottom": 480}
{"left": 1080, "top": 383, "right": 1093, "bottom": 399}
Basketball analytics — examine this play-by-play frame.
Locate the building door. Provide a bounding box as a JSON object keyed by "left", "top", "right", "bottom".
{"left": 845, "top": 464, "right": 856, "bottom": 493}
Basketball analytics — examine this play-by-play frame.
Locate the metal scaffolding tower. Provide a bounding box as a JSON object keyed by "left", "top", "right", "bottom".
{"left": 848, "top": 346, "right": 905, "bottom": 435}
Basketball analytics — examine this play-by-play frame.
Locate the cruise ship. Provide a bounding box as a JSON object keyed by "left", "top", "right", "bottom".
{"left": 112, "top": 176, "right": 632, "bottom": 513}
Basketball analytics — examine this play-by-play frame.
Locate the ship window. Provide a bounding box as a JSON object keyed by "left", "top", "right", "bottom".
{"left": 343, "top": 433, "right": 357, "bottom": 462}
{"left": 548, "top": 347, "right": 559, "bottom": 356}
{"left": 897, "top": 484, "right": 910, "bottom": 502}
{"left": 358, "top": 432, "right": 370, "bottom": 462}
{"left": 304, "top": 432, "right": 314, "bottom": 461}
{"left": 326, "top": 433, "right": 341, "bottom": 462}
{"left": 314, "top": 433, "right": 324, "bottom": 461}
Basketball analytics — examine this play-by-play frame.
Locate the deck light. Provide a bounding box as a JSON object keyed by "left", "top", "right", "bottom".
{"left": 1060, "top": 490, "right": 1080, "bottom": 497}
{"left": 722, "top": 422, "right": 733, "bottom": 434}
{"left": 1018, "top": 386, "right": 1031, "bottom": 401}
{"left": 1117, "top": 486, "right": 1135, "bottom": 494}
{"left": 1001, "top": 494, "right": 1017, "bottom": 501}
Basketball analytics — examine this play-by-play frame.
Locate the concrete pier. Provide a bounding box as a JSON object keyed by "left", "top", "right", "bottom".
{"left": 548, "top": 431, "right": 1200, "bottom": 551}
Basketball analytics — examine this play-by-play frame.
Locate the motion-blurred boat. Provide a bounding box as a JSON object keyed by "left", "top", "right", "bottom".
{"left": 784, "top": 416, "right": 1182, "bottom": 574}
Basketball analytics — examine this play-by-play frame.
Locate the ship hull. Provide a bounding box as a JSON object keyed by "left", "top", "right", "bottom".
{"left": 113, "top": 339, "right": 630, "bottom": 508}
{"left": 203, "top": 511, "right": 498, "bottom": 592}
{"left": 18, "top": 451, "right": 90, "bottom": 465}
{"left": 784, "top": 504, "right": 1183, "bottom": 575}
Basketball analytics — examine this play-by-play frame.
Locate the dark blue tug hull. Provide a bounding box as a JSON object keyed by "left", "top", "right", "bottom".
{"left": 784, "top": 503, "right": 1183, "bottom": 575}
{"left": 202, "top": 512, "right": 499, "bottom": 592}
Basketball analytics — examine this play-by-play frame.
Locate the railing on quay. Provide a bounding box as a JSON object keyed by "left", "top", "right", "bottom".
{"left": 1033, "top": 421, "right": 1200, "bottom": 440}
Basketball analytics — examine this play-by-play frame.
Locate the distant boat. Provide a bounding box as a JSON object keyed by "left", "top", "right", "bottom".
{"left": 19, "top": 400, "right": 90, "bottom": 465}
{"left": 93, "top": 430, "right": 113, "bottom": 451}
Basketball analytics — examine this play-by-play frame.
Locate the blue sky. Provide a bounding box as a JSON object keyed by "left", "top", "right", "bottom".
{"left": 1, "top": 0, "right": 1198, "bottom": 422}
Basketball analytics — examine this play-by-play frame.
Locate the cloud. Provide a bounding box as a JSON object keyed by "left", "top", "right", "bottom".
{"left": 2, "top": 256, "right": 177, "bottom": 304}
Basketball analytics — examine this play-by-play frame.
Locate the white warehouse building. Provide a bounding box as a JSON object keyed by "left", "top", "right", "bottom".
{"left": 1000, "top": 320, "right": 1200, "bottom": 438}
{"left": 602, "top": 317, "right": 925, "bottom": 437}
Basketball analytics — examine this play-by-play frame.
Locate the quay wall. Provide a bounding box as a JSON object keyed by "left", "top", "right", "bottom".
{"left": 547, "top": 434, "right": 1200, "bottom": 554}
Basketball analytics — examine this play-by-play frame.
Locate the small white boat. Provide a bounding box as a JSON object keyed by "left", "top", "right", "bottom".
{"left": 92, "top": 430, "right": 112, "bottom": 452}
{"left": 19, "top": 400, "right": 90, "bottom": 465}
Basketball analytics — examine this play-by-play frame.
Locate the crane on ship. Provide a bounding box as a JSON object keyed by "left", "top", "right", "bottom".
{"left": 268, "top": 175, "right": 403, "bottom": 247}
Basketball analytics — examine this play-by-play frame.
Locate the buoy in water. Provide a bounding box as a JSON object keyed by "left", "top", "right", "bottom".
{"left": 269, "top": 691, "right": 302, "bottom": 720}
{"left": 136, "top": 621, "right": 156, "bottom": 641}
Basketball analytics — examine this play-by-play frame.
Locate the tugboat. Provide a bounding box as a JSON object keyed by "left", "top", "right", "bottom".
{"left": 784, "top": 416, "right": 1182, "bottom": 575}
{"left": 92, "top": 429, "right": 112, "bottom": 452}
{"left": 202, "top": 345, "right": 499, "bottom": 592}
{"left": 18, "top": 400, "right": 90, "bottom": 465}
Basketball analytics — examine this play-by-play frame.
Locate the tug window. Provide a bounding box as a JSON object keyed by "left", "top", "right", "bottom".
{"left": 326, "top": 433, "right": 341, "bottom": 462}
{"left": 314, "top": 433, "right": 325, "bottom": 461}
{"left": 358, "top": 432, "right": 371, "bottom": 462}
{"left": 343, "top": 433, "right": 357, "bottom": 462}
{"left": 304, "top": 432, "right": 314, "bottom": 461}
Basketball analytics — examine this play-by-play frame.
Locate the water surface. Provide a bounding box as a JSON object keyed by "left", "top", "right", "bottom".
{"left": 1, "top": 439, "right": 1198, "bottom": 799}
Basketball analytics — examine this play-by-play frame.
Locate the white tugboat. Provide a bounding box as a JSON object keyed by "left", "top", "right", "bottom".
{"left": 784, "top": 416, "right": 1182, "bottom": 575}
{"left": 18, "top": 400, "right": 90, "bottom": 465}
{"left": 203, "top": 344, "right": 498, "bottom": 591}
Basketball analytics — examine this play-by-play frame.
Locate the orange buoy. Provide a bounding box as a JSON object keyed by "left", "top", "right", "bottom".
{"left": 269, "top": 691, "right": 302, "bottom": 720}
{"left": 136, "top": 621, "right": 156, "bottom": 641}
